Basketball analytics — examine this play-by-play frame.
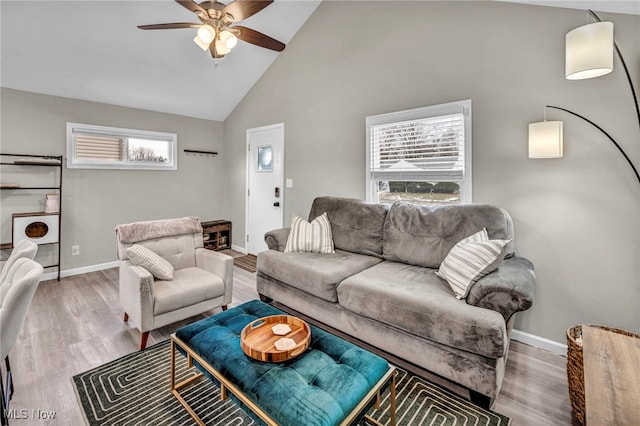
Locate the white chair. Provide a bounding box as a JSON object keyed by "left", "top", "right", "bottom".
{"left": 0, "top": 257, "right": 44, "bottom": 425}
{"left": 116, "top": 217, "right": 233, "bottom": 350}
{"left": 0, "top": 240, "right": 38, "bottom": 284}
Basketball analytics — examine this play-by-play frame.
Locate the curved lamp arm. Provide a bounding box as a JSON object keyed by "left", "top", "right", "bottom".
{"left": 588, "top": 10, "right": 640, "bottom": 132}
{"left": 547, "top": 105, "right": 640, "bottom": 185}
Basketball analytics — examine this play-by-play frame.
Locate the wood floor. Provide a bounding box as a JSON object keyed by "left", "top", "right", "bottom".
{"left": 3, "top": 256, "right": 576, "bottom": 425}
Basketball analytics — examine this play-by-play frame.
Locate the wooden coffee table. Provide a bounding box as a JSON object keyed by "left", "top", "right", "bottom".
{"left": 170, "top": 300, "right": 396, "bottom": 426}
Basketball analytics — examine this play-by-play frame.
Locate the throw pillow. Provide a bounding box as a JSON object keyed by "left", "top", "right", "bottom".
{"left": 284, "top": 213, "right": 335, "bottom": 254}
{"left": 126, "top": 244, "right": 174, "bottom": 280}
{"left": 461, "top": 227, "right": 489, "bottom": 243}
{"left": 436, "top": 229, "right": 510, "bottom": 299}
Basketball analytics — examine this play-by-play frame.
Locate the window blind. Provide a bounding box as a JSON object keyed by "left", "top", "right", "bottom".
{"left": 370, "top": 112, "right": 465, "bottom": 181}
{"left": 74, "top": 133, "right": 124, "bottom": 161}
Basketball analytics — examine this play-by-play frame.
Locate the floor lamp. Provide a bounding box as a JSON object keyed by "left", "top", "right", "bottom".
{"left": 528, "top": 10, "right": 640, "bottom": 185}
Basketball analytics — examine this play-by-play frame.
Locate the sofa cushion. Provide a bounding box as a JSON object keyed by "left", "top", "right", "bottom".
{"left": 257, "top": 249, "right": 382, "bottom": 303}
{"left": 383, "top": 201, "right": 515, "bottom": 268}
{"left": 308, "top": 197, "right": 389, "bottom": 257}
{"left": 337, "top": 261, "right": 508, "bottom": 358}
{"left": 436, "top": 230, "right": 511, "bottom": 299}
{"left": 153, "top": 267, "right": 225, "bottom": 315}
{"left": 127, "top": 244, "right": 174, "bottom": 280}
{"left": 285, "top": 213, "right": 334, "bottom": 253}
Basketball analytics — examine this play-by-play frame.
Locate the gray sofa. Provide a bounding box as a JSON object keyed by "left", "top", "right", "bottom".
{"left": 257, "top": 196, "right": 535, "bottom": 407}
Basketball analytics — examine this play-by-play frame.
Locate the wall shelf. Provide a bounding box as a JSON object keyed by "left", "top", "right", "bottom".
{"left": 0, "top": 153, "right": 63, "bottom": 280}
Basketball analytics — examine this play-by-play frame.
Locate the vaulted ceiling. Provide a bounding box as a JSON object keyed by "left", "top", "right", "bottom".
{"left": 1, "top": 0, "right": 321, "bottom": 121}
{"left": 1, "top": 1, "right": 636, "bottom": 122}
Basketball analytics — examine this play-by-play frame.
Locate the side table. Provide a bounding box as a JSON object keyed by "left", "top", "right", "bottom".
{"left": 201, "top": 220, "right": 231, "bottom": 251}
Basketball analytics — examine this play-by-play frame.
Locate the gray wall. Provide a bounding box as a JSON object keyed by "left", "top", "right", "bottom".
{"left": 1, "top": 88, "right": 224, "bottom": 272}
{"left": 223, "top": 1, "right": 640, "bottom": 344}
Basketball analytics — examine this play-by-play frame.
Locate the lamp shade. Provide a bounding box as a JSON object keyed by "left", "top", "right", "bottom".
{"left": 194, "top": 25, "right": 215, "bottom": 51}
{"left": 197, "top": 25, "right": 215, "bottom": 44}
{"left": 566, "top": 21, "right": 614, "bottom": 80}
{"left": 221, "top": 30, "right": 238, "bottom": 49}
{"left": 529, "top": 121, "right": 563, "bottom": 158}
{"left": 193, "top": 35, "right": 210, "bottom": 51}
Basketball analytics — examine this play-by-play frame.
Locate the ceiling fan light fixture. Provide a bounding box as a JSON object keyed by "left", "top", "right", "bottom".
{"left": 197, "top": 25, "right": 216, "bottom": 43}
{"left": 220, "top": 30, "right": 238, "bottom": 49}
{"left": 215, "top": 38, "right": 232, "bottom": 55}
{"left": 193, "top": 25, "right": 215, "bottom": 51}
{"left": 193, "top": 35, "right": 211, "bottom": 51}
{"left": 139, "top": 0, "right": 286, "bottom": 60}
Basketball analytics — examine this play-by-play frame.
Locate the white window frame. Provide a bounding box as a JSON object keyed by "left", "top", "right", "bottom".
{"left": 365, "top": 100, "right": 472, "bottom": 204}
{"left": 66, "top": 122, "right": 177, "bottom": 170}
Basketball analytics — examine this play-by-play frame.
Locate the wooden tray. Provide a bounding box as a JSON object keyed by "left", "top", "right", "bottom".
{"left": 240, "top": 315, "right": 311, "bottom": 363}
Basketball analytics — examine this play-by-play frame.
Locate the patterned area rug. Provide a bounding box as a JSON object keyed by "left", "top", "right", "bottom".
{"left": 233, "top": 254, "right": 257, "bottom": 273}
{"left": 73, "top": 340, "right": 510, "bottom": 426}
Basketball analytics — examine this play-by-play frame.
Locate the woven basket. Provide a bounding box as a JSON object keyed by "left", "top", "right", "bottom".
{"left": 566, "top": 324, "right": 640, "bottom": 424}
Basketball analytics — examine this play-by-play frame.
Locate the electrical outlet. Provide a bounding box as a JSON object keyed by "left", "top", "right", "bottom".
{"left": 72, "top": 245, "right": 80, "bottom": 256}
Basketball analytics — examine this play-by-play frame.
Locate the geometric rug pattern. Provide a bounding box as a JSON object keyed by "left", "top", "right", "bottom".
{"left": 73, "top": 340, "right": 255, "bottom": 426}
{"left": 369, "top": 369, "right": 511, "bottom": 425}
{"left": 73, "top": 340, "right": 510, "bottom": 425}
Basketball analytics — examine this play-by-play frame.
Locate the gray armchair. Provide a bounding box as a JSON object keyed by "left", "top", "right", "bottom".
{"left": 115, "top": 217, "right": 233, "bottom": 350}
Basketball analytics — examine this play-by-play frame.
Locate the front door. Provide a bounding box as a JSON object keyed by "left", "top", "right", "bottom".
{"left": 246, "top": 123, "right": 284, "bottom": 255}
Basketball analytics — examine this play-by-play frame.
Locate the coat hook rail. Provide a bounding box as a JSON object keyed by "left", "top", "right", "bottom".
{"left": 184, "top": 149, "right": 218, "bottom": 157}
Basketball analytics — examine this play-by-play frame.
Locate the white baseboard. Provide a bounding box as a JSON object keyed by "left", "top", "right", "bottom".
{"left": 231, "top": 244, "right": 247, "bottom": 254}
{"left": 41, "top": 260, "right": 120, "bottom": 281}
{"left": 511, "top": 329, "right": 567, "bottom": 355}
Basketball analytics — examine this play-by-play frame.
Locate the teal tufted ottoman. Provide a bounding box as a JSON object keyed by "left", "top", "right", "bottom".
{"left": 171, "top": 299, "right": 396, "bottom": 426}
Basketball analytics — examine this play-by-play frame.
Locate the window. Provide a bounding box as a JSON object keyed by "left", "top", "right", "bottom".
{"left": 257, "top": 145, "right": 273, "bottom": 172}
{"left": 366, "top": 100, "right": 472, "bottom": 205}
{"left": 66, "top": 123, "right": 177, "bottom": 170}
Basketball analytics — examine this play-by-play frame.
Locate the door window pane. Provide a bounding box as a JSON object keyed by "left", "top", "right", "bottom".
{"left": 257, "top": 145, "right": 273, "bottom": 171}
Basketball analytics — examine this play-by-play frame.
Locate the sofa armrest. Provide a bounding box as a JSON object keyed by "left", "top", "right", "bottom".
{"left": 466, "top": 256, "right": 536, "bottom": 321}
{"left": 264, "top": 227, "right": 290, "bottom": 252}
{"left": 118, "top": 261, "right": 155, "bottom": 332}
{"left": 195, "top": 248, "right": 233, "bottom": 305}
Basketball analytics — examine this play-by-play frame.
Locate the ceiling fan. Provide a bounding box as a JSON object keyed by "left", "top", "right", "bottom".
{"left": 138, "top": 0, "right": 285, "bottom": 59}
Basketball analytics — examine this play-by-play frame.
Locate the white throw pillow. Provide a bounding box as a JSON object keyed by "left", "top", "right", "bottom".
{"left": 127, "top": 244, "right": 174, "bottom": 280}
{"left": 436, "top": 229, "right": 510, "bottom": 299}
{"left": 284, "top": 213, "right": 335, "bottom": 254}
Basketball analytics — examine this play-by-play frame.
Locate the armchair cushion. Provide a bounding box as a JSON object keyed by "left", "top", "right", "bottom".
{"left": 127, "top": 244, "right": 174, "bottom": 280}
{"left": 153, "top": 267, "right": 225, "bottom": 315}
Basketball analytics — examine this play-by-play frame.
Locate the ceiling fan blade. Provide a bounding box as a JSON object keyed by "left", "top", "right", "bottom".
{"left": 234, "top": 26, "right": 285, "bottom": 52}
{"left": 175, "top": 0, "right": 207, "bottom": 16}
{"left": 223, "top": 1, "right": 273, "bottom": 22}
{"left": 138, "top": 23, "right": 199, "bottom": 30}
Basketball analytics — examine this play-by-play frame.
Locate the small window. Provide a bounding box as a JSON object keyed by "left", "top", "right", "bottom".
{"left": 366, "top": 100, "right": 472, "bottom": 205}
{"left": 257, "top": 145, "right": 273, "bottom": 172}
{"left": 66, "top": 123, "right": 177, "bottom": 170}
